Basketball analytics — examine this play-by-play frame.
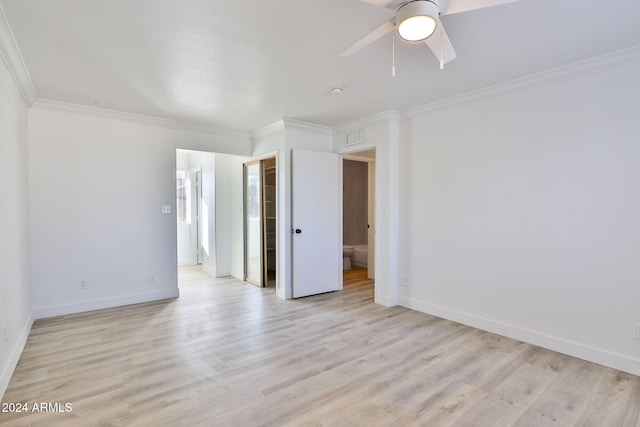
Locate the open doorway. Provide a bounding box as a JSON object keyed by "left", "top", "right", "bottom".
{"left": 342, "top": 149, "right": 376, "bottom": 285}
{"left": 176, "top": 151, "right": 203, "bottom": 267}
{"left": 176, "top": 149, "right": 250, "bottom": 287}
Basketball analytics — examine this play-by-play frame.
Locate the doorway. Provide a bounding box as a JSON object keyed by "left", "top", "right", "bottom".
{"left": 176, "top": 152, "right": 204, "bottom": 267}
{"left": 342, "top": 149, "right": 376, "bottom": 283}
{"left": 176, "top": 149, "right": 250, "bottom": 284}
{"left": 244, "top": 157, "right": 277, "bottom": 288}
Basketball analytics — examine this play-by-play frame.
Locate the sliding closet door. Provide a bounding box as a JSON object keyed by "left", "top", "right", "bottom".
{"left": 244, "top": 161, "right": 262, "bottom": 286}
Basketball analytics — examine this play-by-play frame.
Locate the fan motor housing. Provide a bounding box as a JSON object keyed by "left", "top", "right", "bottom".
{"left": 396, "top": 0, "right": 440, "bottom": 42}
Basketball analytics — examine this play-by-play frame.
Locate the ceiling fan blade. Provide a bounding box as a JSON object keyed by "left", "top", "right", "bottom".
{"left": 439, "top": 0, "right": 520, "bottom": 16}
{"left": 339, "top": 19, "right": 395, "bottom": 57}
{"left": 424, "top": 23, "right": 457, "bottom": 66}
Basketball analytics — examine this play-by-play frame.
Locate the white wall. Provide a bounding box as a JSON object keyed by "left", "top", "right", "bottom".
{"left": 399, "top": 58, "right": 640, "bottom": 375}
{"left": 28, "top": 104, "right": 251, "bottom": 319}
{"left": 0, "top": 44, "right": 33, "bottom": 400}
{"left": 214, "top": 154, "right": 232, "bottom": 277}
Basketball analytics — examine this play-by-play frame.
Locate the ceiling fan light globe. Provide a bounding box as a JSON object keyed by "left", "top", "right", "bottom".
{"left": 398, "top": 15, "right": 437, "bottom": 41}
{"left": 396, "top": 0, "right": 439, "bottom": 42}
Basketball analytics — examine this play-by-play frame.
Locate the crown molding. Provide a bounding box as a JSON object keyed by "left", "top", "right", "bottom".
{"left": 32, "top": 99, "right": 251, "bottom": 142}
{"left": 251, "top": 120, "right": 285, "bottom": 140}
{"left": 252, "top": 118, "right": 332, "bottom": 139}
{"left": 334, "top": 110, "right": 400, "bottom": 134}
{"left": 282, "top": 118, "right": 333, "bottom": 135}
{"left": 0, "top": 3, "right": 37, "bottom": 105}
{"left": 405, "top": 45, "right": 640, "bottom": 118}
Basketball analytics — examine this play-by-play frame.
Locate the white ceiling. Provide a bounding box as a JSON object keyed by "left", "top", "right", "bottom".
{"left": 2, "top": 0, "right": 640, "bottom": 132}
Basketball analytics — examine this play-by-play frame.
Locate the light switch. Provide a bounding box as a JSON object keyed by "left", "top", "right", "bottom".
{"left": 161, "top": 205, "right": 171, "bottom": 214}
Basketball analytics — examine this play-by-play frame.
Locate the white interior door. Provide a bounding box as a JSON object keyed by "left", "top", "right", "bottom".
{"left": 292, "top": 149, "right": 342, "bottom": 298}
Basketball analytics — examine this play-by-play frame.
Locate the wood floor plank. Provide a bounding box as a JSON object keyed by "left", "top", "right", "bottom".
{"left": 1, "top": 266, "right": 639, "bottom": 426}
{"left": 260, "top": 328, "right": 481, "bottom": 426}
{"left": 396, "top": 381, "right": 488, "bottom": 427}
{"left": 512, "top": 359, "right": 607, "bottom": 426}
{"left": 574, "top": 369, "right": 640, "bottom": 426}
{"left": 454, "top": 362, "right": 556, "bottom": 426}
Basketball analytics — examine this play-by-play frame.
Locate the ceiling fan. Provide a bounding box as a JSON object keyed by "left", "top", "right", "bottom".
{"left": 340, "top": 0, "right": 520, "bottom": 70}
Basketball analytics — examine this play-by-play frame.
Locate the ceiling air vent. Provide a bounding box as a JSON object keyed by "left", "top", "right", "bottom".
{"left": 345, "top": 129, "right": 366, "bottom": 146}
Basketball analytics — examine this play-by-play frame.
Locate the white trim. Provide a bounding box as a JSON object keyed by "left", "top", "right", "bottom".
{"left": 251, "top": 118, "right": 332, "bottom": 140}
{"left": 342, "top": 154, "right": 375, "bottom": 163}
{"left": 251, "top": 120, "right": 285, "bottom": 140}
{"left": 405, "top": 45, "right": 640, "bottom": 117}
{"left": 33, "top": 289, "right": 179, "bottom": 320}
{"left": 282, "top": 118, "right": 333, "bottom": 135}
{"left": 374, "top": 295, "right": 396, "bottom": 307}
{"left": 334, "top": 110, "right": 400, "bottom": 134}
{"left": 32, "top": 99, "right": 252, "bottom": 142}
{"left": 0, "top": 314, "right": 33, "bottom": 400}
{"left": 0, "top": 3, "right": 37, "bottom": 105}
{"left": 399, "top": 297, "right": 640, "bottom": 377}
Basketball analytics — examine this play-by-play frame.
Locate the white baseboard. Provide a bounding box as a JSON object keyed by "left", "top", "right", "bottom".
{"left": 0, "top": 313, "right": 34, "bottom": 401}
{"left": 375, "top": 294, "right": 397, "bottom": 307}
{"left": 33, "top": 289, "right": 180, "bottom": 320}
{"left": 399, "top": 296, "right": 640, "bottom": 377}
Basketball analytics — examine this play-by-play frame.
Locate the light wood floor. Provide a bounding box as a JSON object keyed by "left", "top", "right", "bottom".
{"left": 2, "top": 267, "right": 639, "bottom": 426}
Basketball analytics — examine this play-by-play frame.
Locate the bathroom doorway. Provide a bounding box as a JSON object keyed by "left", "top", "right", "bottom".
{"left": 342, "top": 149, "right": 376, "bottom": 282}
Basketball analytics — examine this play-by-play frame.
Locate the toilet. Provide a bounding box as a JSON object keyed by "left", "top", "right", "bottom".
{"left": 343, "top": 245, "right": 354, "bottom": 270}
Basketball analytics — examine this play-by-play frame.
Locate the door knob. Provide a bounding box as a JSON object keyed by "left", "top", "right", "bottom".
{"left": 294, "top": 228, "right": 302, "bottom": 234}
